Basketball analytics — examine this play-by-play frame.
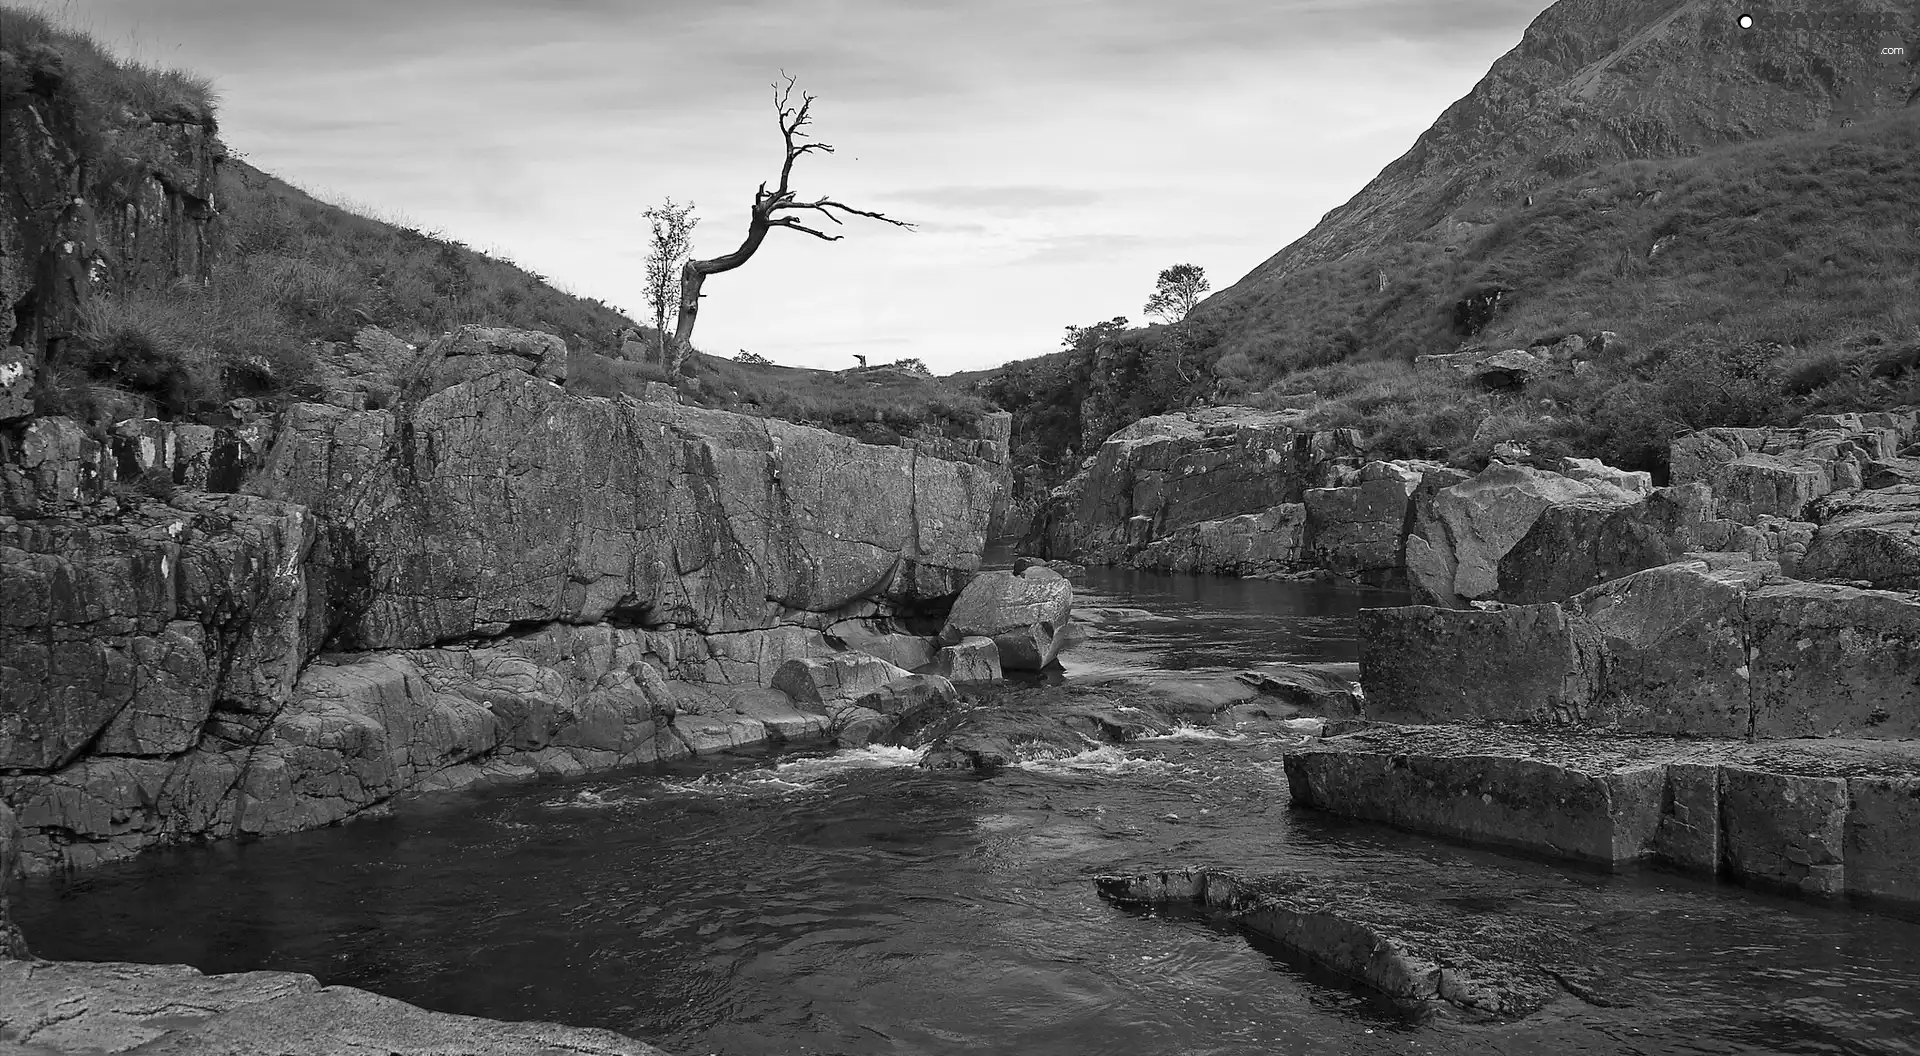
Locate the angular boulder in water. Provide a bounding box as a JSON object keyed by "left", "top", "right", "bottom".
{"left": 939, "top": 568, "right": 1075, "bottom": 669}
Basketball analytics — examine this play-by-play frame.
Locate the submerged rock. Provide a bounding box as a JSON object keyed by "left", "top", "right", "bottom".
{"left": 0, "top": 960, "right": 671, "bottom": 1055}
{"left": 1233, "top": 665, "right": 1363, "bottom": 717}
{"left": 1096, "top": 867, "right": 1595, "bottom": 1021}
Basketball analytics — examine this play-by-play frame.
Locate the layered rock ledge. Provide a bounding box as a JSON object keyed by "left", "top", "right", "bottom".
{"left": 1284, "top": 725, "right": 1920, "bottom": 905}
{"left": 1027, "top": 404, "right": 1919, "bottom": 606}
{"left": 0, "top": 327, "right": 1011, "bottom": 873}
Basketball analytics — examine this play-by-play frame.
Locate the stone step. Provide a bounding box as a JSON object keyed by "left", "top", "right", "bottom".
{"left": 1282, "top": 724, "right": 1920, "bottom": 907}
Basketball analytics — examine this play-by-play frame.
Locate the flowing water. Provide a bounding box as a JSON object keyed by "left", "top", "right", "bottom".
{"left": 17, "top": 564, "right": 1920, "bottom": 1055}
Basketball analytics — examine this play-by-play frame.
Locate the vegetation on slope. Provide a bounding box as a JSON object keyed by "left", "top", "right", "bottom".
{"left": 5, "top": 5, "right": 993, "bottom": 445}
{"left": 975, "top": 109, "right": 1920, "bottom": 489}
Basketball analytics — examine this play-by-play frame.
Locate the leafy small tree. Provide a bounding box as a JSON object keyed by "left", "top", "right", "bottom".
{"left": 641, "top": 197, "right": 698, "bottom": 367}
{"left": 1062, "top": 316, "right": 1129, "bottom": 352}
{"left": 1143, "top": 263, "right": 1208, "bottom": 325}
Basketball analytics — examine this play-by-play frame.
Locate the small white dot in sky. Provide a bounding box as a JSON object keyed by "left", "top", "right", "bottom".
{"left": 1738, "top": 13, "right": 1754, "bottom": 29}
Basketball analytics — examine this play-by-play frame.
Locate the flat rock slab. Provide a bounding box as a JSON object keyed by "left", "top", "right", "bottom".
{"left": 0, "top": 960, "right": 670, "bottom": 1054}
{"left": 1096, "top": 867, "right": 1616, "bottom": 1022}
{"left": 1284, "top": 724, "right": 1920, "bottom": 906}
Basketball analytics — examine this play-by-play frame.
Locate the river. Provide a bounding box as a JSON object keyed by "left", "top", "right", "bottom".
{"left": 16, "top": 565, "right": 1920, "bottom": 1055}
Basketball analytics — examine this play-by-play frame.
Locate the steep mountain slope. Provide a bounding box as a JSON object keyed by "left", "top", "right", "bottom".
{"left": 1199, "top": 0, "right": 1917, "bottom": 345}
{"left": 971, "top": 0, "right": 1919, "bottom": 490}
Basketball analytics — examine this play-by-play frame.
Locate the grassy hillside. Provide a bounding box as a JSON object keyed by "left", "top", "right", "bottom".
{"left": 969, "top": 0, "right": 1920, "bottom": 489}
{"left": 4, "top": 5, "right": 993, "bottom": 444}
{"left": 1222, "top": 109, "right": 1920, "bottom": 473}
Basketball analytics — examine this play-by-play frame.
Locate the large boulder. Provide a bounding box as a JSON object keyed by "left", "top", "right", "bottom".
{"left": 1357, "top": 603, "right": 1600, "bottom": 726}
{"left": 1800, "top": 485, "right": 1920, "bottom": 590}
{"left": 1748, "top": 581, "right": 1920, "bottom": 739}
{"left": 1496, "top": 483, "right": 1809, "bottom": 603}
{"left": 1404, "top": 461, "right": 1647, "bottom": 606}
{"left": 771, "top": 651, "right": 913, "bottom": 709}
{"left": 931, "top": 636, "right": 1002, "bottom": 682}
{"left": 1302, "top": 461, "right": 1427, "bottom": 586}
{"left": 1574, "top": 559, "right": 1774, "bottom": 738}
{"left": 1025, "top": 406, "right": 1362, "bottom": 564}
{"left": 940, "top": 567, "right": 1075, "bottom": 669}
{"left": 1412, "top": 347, "right": 1552, "bottom": 389}
{"left": 407, "top": 324, "right": 569, "bottom": 393}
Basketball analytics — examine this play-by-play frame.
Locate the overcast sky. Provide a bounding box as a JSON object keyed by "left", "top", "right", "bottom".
{"left": 38, "top": 0, "right": 1548, "bottom": 373}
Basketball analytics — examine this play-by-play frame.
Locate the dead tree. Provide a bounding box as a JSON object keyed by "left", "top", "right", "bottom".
{"left": 669, "top": 73, "right": 911, "bottom": 371}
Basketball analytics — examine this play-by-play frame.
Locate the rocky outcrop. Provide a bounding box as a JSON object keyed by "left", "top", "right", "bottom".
{"left": 1494, "top": 482, "right": 1813, "bottom": 603}
{"left": 1, "top": 328, "right": 1002, "bottom": 872}
{"left": 1130, "top": 503, "right": 1305, "bottom": 577}
{"left": 248, "top": 341, "right": 997, "bottom": 649}
{"left": 1360, "top": 557, "right": 1920, "bottom": 740}
{"left": 1412, "top": 347, "right": 1552, "bottom": 389}
{"left": 1801, "top": 485, "right": 1920, "bottom": 591}
{"left": 1669, "top": 412, "right": 1919, "bottom": 524}
{"left": 1, "top": 493, "right": 324, "bottom": 768}
{"left": 1404, "top": 461, "right": 1648, "bottom": 606}
{"left": 0, "top": 960, "right": 671, "bottom": 1055}
{"left": 1285, "top": 725, "right": 1920, "bottom": 906}
{"left": 1302, "top": 460, "right": 1429, "bottom": 586}
{"left": 1, "top": 33, "right": 223, "bottom": 402}
{"left": 939, "top": 566, "right": 1077, "bottom": 669}
{"left": 1025, "top": 407, "right": 1363, "bottom": 565}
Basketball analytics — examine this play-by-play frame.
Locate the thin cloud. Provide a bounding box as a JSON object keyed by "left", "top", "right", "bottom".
{"left": 883, "top": 185, "right": 1102, "bottom": 214}
{"left": 41, "top": 0, "right": 1544, "bottom": 372}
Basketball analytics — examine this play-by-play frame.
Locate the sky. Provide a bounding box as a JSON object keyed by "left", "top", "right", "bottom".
{"left": 33, "top": 0, "right": 1550, "bottom": 374}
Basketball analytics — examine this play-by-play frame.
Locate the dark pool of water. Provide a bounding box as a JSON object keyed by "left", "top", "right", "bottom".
{"left": 18, "top": 569, "right": 1920, "bottom": 1056}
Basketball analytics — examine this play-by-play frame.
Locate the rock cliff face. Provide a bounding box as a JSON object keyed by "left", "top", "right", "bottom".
{"left": 1024, "top": 407, "right": 1364, "bottom": 566}
{"left": 0, "top": 328, "right": 1001, "bottom": 873}
{"left": 0, "top": 44, "right": 223, "bottom": 406}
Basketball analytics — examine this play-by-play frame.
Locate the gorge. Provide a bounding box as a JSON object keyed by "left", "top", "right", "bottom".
{"left": 6, "top": 0, "right": 1920, "bottom": 1052}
